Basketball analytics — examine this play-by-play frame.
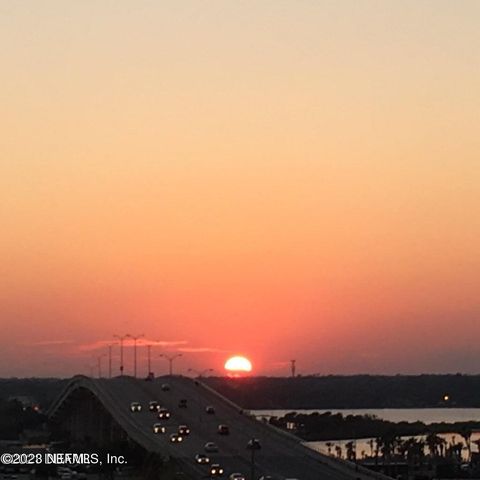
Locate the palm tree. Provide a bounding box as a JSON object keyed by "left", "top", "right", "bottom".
{"left": 378, "top": 432, "right": 396, "bottom": 463}
{"left": 368, "top": 438, "right": 374, "bottom": 458}
{"left": 451, "top": 441, "right": 464, "bottom": 461}
{"left": 397, "top": 438, "right": 410, "bottom": 460}
{"left": 392, "top": 436, "right": 404, "bottom": 457}
{"left": 374, "top": 437, "right": 383, "bottom": 465}
{"left": 438, "top": 436, "right": 447, "bottom": 458}
{"left": 325, "top": 442, "right": 334, "bottom": 456}
{"left": 404, "top": 437, "right": 425, "bottom": 467}
{"left": 426, "top": 432, "right": 443, "bottom": 458}
{"left": 460, "top": 428, "right": 472, "bottom": 461}
{"left": 345, "top": 441, "right": 356, "bottom": 462}
{"left": 335, "top": 445, "right": 343, "bottom": 459}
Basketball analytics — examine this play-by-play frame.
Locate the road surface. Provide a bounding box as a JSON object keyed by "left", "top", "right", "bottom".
{"left": 49, "top": 376, "right": 391, "bottom": 480}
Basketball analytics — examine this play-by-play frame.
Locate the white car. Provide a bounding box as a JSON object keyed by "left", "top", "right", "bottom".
{"left": 195, "top": 453, "right": 210, "bottom": 464}
{"left": 158, "top": 408, "right": 171, "bottom": 419}
{"left": 178, "top": 425, "right": 190, "bottom": 436}
{"left": 229, "top": 474, "right": 245, "bottom": 480}
{"left": 129, "top": 402, "right": 142, "bottom": 412}
{"left": 217, "top": 424, "right": 229, "bottom": 435}
{"left": 170, "top": 433, "right": 183, "bottom": 443}
{"left": 153, "top": 423, "right": 166, "bottom": 434}
{"left": 210, "top": 464, "right": 224, "bottom": 477}
{"left": 149, "top": 400, "right": 160, "bottom": 412}
{"left": 204, "top": 442, "right": 219, "bottom": 453}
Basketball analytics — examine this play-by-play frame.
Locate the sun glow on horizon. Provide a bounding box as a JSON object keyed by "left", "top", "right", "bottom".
{"left": 224, "top": 356, "right": 252, "bottom": 373}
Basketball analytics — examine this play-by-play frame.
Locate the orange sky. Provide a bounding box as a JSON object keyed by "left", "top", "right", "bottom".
{"left": 1, "top": 1, "right": 480, "bottom": 377}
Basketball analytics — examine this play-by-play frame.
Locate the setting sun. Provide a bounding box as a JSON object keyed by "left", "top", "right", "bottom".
{"left": 224, "top": 356, "right": 252, "bottom": 373}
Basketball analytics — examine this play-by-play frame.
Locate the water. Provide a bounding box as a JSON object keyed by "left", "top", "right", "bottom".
{"left": 251, "top": 408, "right": 480, "bottom": 424}
{"left": 305, "top": 432, "right": 480, "bottom": 461}
{"left": 250, "top": 408, "right": 480, "bottom": 461}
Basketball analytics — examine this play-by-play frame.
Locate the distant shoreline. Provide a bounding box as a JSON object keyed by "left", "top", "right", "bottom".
{"left": 4, "top": 375, "right": 480, "bottom": 410}
{"left": 267, "top": 410, "right": 480, "bottom": 442}
{"left": 203, "top": 375, "right": 480, "bottom": 409}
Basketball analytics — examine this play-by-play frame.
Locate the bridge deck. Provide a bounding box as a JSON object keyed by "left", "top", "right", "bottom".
{"left": 49, "top": 375, "right": 391, "bottom": 480}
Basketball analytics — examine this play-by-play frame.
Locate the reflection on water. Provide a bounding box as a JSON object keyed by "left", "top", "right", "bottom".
{"left": 251, "top": 408, "right": 480, "bottom": 424}
{"left": 305, "top": 432, "right": 480, "bottom": 461}
{"left": 251, "top": 408, "right": 480, "bottom": 462}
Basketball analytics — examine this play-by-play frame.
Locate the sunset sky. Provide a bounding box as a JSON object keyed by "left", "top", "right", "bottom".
{"left": 1, "top": 1, "right": 480, "bottom": 377}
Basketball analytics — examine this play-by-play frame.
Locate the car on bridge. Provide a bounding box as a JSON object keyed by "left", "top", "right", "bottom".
{"left": 195, "top": 453, "right": 210, "bottom": 464}
{"left": 129, "top": 402, "right": 142, "bottom": 412}
{"left": 210, "top": 464, "right": 224, "bottom": 477}
{"left": 205, "top": 405, "right": 215, "bottom": 414}
{"left": 153, "top": 423, "right": 166, "bottom": 434}
{"left": 247, "top": 438, "right": 261, "bottom": 450}
{"left": 158, "top": 408, "right": 171, "bottom": 419}
{"left": 161, "top": 383, "right": 170, "bottom": 391}
{"left": 217, "top": 424, "right": 229, "bottom": 435}
{"left": 178, "top": 398, "right": 187, "bottom": 408}
{"left": 229, "top": 474, "right": 245, "bottom": 480}
{"left": 170, "top": 433, "right": 183, "bottom": 443}
{"left": 204, "top": 442, "right": 219, "bottom": 453}
{"left": 149, "top": 400, "right": 160, "bottom": 412}
{"left": 178, "top": 425, "right": 190, "bottom": 436}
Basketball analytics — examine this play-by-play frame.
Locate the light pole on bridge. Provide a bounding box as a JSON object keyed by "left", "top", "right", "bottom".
{"left": 106, "top": 343, "right": 117, "bottom": 379}
{"left": 96, "top": 354, "right": 106, "bottom": 378}
{"left": 159, "top": 353, "right": 183, "bottom": 376}
{"left": 147, "top": 344, "right": 153, "bottom": 377}
{"left": 129, "top": 334, "right": 144, "bottom": 378}
{"left": 113, "top": 334, "right": 129, "bottom": 376}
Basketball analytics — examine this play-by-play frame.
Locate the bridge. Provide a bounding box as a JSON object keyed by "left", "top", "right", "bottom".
{"left": 48, "top": 375, "right": 391, "bottom": 480}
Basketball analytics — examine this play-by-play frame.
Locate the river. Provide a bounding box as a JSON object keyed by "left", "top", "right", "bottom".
{"left": 251, "top": 408, "right": 480, "bottom": 460}
{"left": 251, "top": 408, "right": 480, "bottom": 424}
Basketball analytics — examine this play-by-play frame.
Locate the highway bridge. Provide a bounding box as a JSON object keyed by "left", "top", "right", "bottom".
{"left": 48, "top": 375, "right": 391, "bottom": 480}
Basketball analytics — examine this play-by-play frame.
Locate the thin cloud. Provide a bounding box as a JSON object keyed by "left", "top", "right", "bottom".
{"left": 20, "top": 340, "right": 75, "bottom": 347}
{"left": 146, "top": 339, "right": 188, "bottom": 347}
{"left": 177, "top": 346, "right": 227, "bottom": 353}
{"left": 78, "top": 339, "right": 187, "bottom": 352}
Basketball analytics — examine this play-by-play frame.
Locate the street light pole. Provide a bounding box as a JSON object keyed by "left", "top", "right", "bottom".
{"left": 159, "top": 353, "right": 183, "bottom": 376}
{"left": 147, "top": 345, "right": 152, "bottom": 377}
{"left": 96, "top": 354, "right": 106, "bottom": 378}
{"left": 114, "top": 334, "right": 129, "bottom": 376}
{"left": 129, "top": 334, "right": 144, "bottom": 378}
{"left": 107, "top": 343, "right": 116, "bottom": 379}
